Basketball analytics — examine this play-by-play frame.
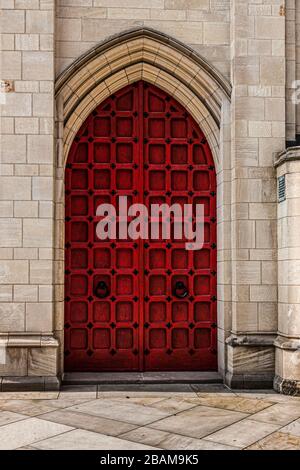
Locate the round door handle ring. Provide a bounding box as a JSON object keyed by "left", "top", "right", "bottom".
{"left": 94, "top": 281, "right": 110, "bottom": 299}
{"left": 173, "top": 281, "right": 189, "bottom": 299}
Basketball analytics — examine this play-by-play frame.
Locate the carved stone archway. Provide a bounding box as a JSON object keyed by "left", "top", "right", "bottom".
{"left": 54, "top": 28, "right": 232, "bottom": 378}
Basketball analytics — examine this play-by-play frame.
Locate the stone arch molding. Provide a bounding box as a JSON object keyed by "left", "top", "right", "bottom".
{"left": 55, "top": 27, "right": 231, "bottom": 170}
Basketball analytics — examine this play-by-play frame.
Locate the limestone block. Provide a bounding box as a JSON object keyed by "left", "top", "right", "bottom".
{"left": 228, "top": 345, "right": 275, "bottom": 375}
{"left": 30, "top": 260, "right": 53, "bottom": 285}
{"left": 28, "top": 347, "right": 57, "bottom": 376}
{"left": 0, "top": 285, "right": 12, "bottom": 302}
{"left": 0, "top": 165, "right": 13, "bottom": 176}
{"left": 248, "top": 121, "right": 272, "bottom": 138}
{"left": 265, "top": 98, "right": 285, "bottom": 122}
{"left": 0, "top": 201, "right": 13, "bottom": 218}
{"left": 15, "top": 0, "right": 40, "bottom": 7}
{"left": 284, "top": 260, "right": 300, "bottom": 286}
{"left": 0, "top": 176, "right": 31, "bottom": 201}
{"left": 0, "top": 348, "right": 27, "bottom": 377}
{"left": 14, "top": 201, "right": 38, "bottom": 218}
{"left": 26, "top": 10, "right": 54, "bottom": 34}
{"left": 0, "top": 34, "right": 14, "bottom": 50}
{"left": 23, "top": 219, "right": 53, "bottom": 248}
{"left": 39, "top": 118, "right": 54, "bottom": 135}
{"left": 255, "top": 17, "right": 285, "bottom": 40}
{"left": 0, "top": 117, "right": 14, "bottom": 134}
{"left": 14, "top": 248, "right": 38, "bottom": 260}
{"left": 39, "top": 248, "right": 53, "bottom": 260}
{"left": 236, "top": 179, "right": 262, "bottom": 203}
{"left": 23, "top": 52, "right": 54, "bottom": 81}
{"left": 278, "top": 303, "right": 300, "bottom": 337}
{"left": 235, "top": 137, "right": 259, "bottom": 166}
{"left": 39, "top": 82, "right": 54, "bottom": 94}
{"left": 14, "top": 285, "right": 38, "bottom": 302}
{"left": 32, "top": 177, "right": 53, "bottom": 201}
{"left": 237, "top": 220, "right": 255, "bottom": 248}
{"left": 286, "top": 173, "right": 300, "bottom": 199}
{"left": 262, "top": 261, "right": 277, "bottom": 285}
{"left": 276, "top": 348, "right": 300, "bottom": 382}
{"left": 39, "top": 201, "right": 54, "bottom": 217}
{"left": 40, "top": 34, "right": 54, "bottom": 51}
{"left": 39, "top": 285, "right": 53, "bottom": 302}
{"left": 0, "top": 93, "right": 32, "bottom": 117}
{"left": 33, "top": 94, "right": 54, "bottom": 117}
{"left": 0, "top": 303, "right": 25, "bottom": 332}
{"left": 232, "top": 285, "right": 249, "bottom": 302}
{"left": 256, "top": 220, "right": 277, "bottom": 249}
{"left": 260, "top": 57, "right": 285, "bottom": 86}
{"left": 40, "top": 0, "right": 55, "bottom": 8}
{"left": 26, "top": 302, "right": 53, "bottom": 332}
{"left": 249, "top": 4, "right": 271, "bottom": 16}
{"left": 39, "top": 164, "right": 54, "bottom": 176}
{"left": 15, "top": 34, "right": 39, "bottom": 51}
{"left": 0, "top": 260, "right": 28, "bottom": 284}
{"left": 248, "top": 86, "right": 272, "bottom": 98}
{"left": 0, "top": 248, "right": 13, "bottom": 260}
{"left": 272, "top": 121, "right": 285, "bottom": 138}
{"left": 0, "top": 219, "right": 22, "bottom": 247}
{"left": 250, "top": 252, "right": 277, "bottom": 262}
{"left": 27, "top": 135, "right": 53, "bottom": 164}
{"left": 94, "top": 0, "right": 163, "bottom": 6}
{"left": 203, "top": 22, "right": 229, "bottom": 45}
{"left": 250, "top": 285, "right": 277, "bottom": 303}
{"left": 15, "top": 118, "right": 39, "bottom": 135}
{"left": 150, "top": 9, "right": 186, "bottom": 21}
{"left": 235, "top": 261, "right": 261, "bottom": 285}
{"left": 14, "top": 81, "right": 39, "bottom": 93}
{"left": 0, "top": 51, "right": 21, "bottom": 80}
{"left": 1, "top": 135, "right": 26, "bottom": 164}
{"left": 258, "top": 303, "right": 277, "bottom": 332}
{"left": 262, "top": 179, "right": 277, "bottom": 203}
{"left": 107, "top": 8, "right": 150, "bottom": 19}
{"left": 235, "top": 97, "right": 264, "bottom": 120}
{"left": 249, "top": 203, "right": 276, "bottom": 220}
{"left": 232, "top": 302, "right": 258, "bottom": 332}
{"left": 56, "top": 18, "right": 82, "bottom": 41}
{"left": 0, "top": 10, "right": 24, "bottom": 34}
{"left": 248, "top": 39, "right": 271, "bottom": 56}
{"left": 0, "top": 0, "right": 14, "bottom": 8}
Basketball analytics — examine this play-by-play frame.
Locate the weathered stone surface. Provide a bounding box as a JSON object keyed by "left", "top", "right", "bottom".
{"left": 28, "top": 347, "right": 57, "bottom": 377}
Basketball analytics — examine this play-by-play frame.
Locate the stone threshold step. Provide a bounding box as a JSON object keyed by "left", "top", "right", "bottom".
{"left": 63, "top": 371, "right": 222, "bottom": 385}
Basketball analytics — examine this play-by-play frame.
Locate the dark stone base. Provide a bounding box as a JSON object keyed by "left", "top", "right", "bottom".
{"left": 0, "top": 376, "right": 61, "bottom": 392}
{"left": 63, "top": 371, "right": 223, "bottom": 386}
{"left": 274, "top": 375, "right": 300, "bottom": 396}
{"left": 225, "top": 372, "right": 274, "bottom": 390}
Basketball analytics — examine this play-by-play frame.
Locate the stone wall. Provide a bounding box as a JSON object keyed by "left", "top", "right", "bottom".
{"left": 0, "top": 0, "right": 58, "bottom": 389}
{"left": 55, "top": 0, "right": 231, "bottom": 79}
{"left": 226, "top": 0, "right": 285, "bottom": 388}
{"left": 275, "top": 148, "right": 300, "bottom": 395}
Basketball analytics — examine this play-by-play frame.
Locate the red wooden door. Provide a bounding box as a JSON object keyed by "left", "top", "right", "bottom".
{"left": 64, "top": 81, "right": 217, "bottom": 372}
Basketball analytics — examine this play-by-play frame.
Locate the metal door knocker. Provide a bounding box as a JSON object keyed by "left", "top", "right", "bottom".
{"left": 173, "top": 281, "right": 189, "bottom": 299}
{"left": 94, "top": 281, "right": 110, "bottom": 299}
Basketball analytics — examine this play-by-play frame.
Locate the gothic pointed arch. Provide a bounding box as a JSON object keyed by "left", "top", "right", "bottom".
{"left": 55, "top": 27, "right": 231, "bottom": 169}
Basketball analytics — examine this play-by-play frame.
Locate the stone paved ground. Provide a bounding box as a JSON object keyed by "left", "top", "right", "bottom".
{"left": 0, "top": 385, "right": 300, "bottom": 450}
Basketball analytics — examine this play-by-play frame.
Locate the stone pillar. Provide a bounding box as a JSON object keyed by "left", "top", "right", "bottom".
{"left": 227, "top": 0, "right": 286, "bottom": 389}
{"left": 275, "top": 148, "right": 300, "bottom": 396}
{"left": 0, "top": 1, "right": 58, "bottom": 390}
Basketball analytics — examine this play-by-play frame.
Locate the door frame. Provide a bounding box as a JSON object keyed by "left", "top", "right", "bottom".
{"left": 54, "top": 28, "right": 232, "bottom": 380}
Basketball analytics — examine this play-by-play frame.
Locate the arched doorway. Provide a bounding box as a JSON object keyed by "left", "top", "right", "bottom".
{"left": 64, "top": 81, "right": 217, "bottom": 372}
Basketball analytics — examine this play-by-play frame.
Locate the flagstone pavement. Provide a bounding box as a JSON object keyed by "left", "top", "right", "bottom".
{"left": 0, "top": 384, "right": 300, "bottom": 450}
